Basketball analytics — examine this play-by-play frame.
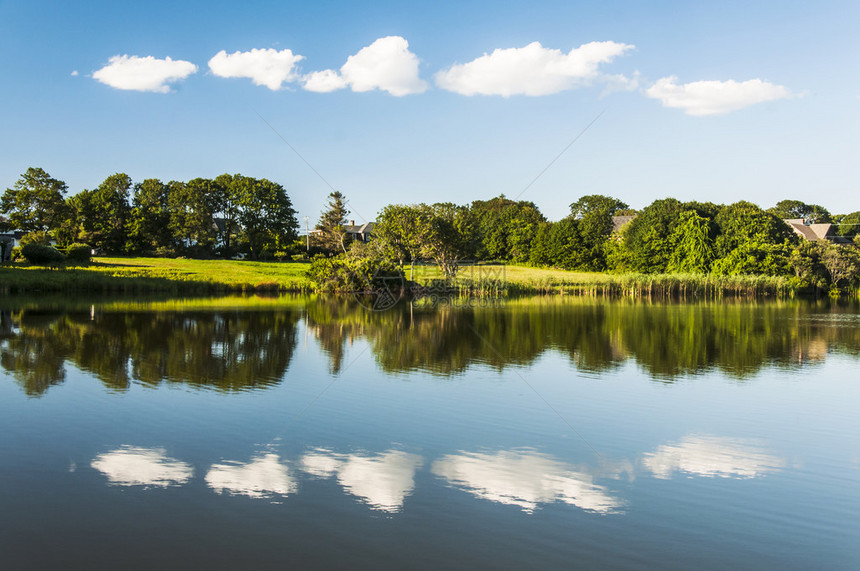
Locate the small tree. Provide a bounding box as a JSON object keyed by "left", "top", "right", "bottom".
{"left": 316, "top": 191, "right": 349, "bottom": 254}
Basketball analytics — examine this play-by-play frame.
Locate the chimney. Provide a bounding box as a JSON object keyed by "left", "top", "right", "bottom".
{"left": 350, "top": 220, "right": 355, "bottom": 226}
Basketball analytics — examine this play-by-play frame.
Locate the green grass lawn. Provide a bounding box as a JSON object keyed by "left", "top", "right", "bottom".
{"left": 0, "top": 257, "right": 313, "bottom": 294}
{"left": 0, "top": 256, "right": 800, "bottom": 297}
{"left": 92, "top": 257, "right": 312, "bottom": 289}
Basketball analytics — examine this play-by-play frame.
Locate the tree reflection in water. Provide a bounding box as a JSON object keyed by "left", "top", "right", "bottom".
{"left": 2, "top": 296, "right": 859, "bottom": 396}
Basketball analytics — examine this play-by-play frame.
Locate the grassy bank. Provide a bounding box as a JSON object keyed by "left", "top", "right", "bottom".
{"left": 0, "top": 257, "right": 313, "bottom": 294}
{"left": 413, "top": 263, "right": 803, "bottom": 298}
{"left": 0, "top": 257, "right": 825, "bottom": 298}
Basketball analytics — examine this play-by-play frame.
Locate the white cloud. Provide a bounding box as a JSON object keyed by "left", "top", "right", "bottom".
{"left": 70, "top": 70, "right": 79, "bottom": 77}
{"left": 301, "top": 36, "right": 427, "bottom": 96}
{"left": 302, "top": 69, "right": 348, "bottom": 93}
{"left": 93, "top": 55, "right": 198, "bottom": 93}
{"left": 642, "top": 435, "right": 785, "bottom": 479}
{"left": 301, "top": 448, "right": 423, "bottom": 512}
{"left": 645, "top": 76, "right": 792, "bottom": 116}
{"left": 208, "top": 48, "right": 304, "bottom": 90}
{"left": 435, "top": 41, "right": 634, "bottom": 97}
{"left": 431, "top": 449, "right": 622, "bottom": 514}
{"left": 205, "top": 453, "right": 297, "bottom": 499}
{"left": 91, "top": 446, "right": 193, "bottom": 487}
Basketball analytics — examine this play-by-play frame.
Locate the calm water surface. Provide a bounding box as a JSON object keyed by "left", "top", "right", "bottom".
{"left": 1, "top": 296, "right": 858, "bottom": 569}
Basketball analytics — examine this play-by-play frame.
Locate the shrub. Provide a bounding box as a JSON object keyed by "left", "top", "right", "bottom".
{"left": 18, "top": 231, "right": 53, "bottom": 247}
{"left": 21, "top": 243, "right": 65, "bottom": 265}
{"left": 154, "top": 246, "right": 178, "bottom": 258}
{"left": 66, "top": 243, "right": 93, "bottom": 264}
{"left": 307, "top": 255, "right": 404, "bottom": 292}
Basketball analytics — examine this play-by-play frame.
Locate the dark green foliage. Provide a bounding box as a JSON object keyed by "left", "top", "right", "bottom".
{"left": 21, "top": 243, "right": 65, "bottom": 265}
{"left": 715, "top": 201, "right": 797, "bottom": 259}
{"left": 767, "top": 199, "right": 832, "bottom": 223}
{"left": 833, "top": 211, "right": 860, "bottom": 238}
{"left": 711, "top": 242, "right": 792, "bottom": 276}
{"left": 569, "top": 194, "right": 629, "bottom": 218}
{"left": 169, "top": 178, "right": 219, "bottom": 254}
{"left": 129, "top": 179, "right": 173, "bottom": 253}
{"left": 667, "top": 211, "right": 716, "bottom": 273}
{"left": 18, "top": 231, "right": 53, "bottom": 247}
{"left": 65, "top": 243, "right": 92, "bottom": 264}
{"left": 469, "top": 196, "right": 546, "bottom": 261}
{"left": 620, "top": 198, "right": 685, "bottom": 273}
{"left": 1, "top": 167, "right": 69, "bottom": 234}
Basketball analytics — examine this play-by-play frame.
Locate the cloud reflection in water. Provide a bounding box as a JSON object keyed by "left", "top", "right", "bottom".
{"left": 642, "top": 435, "right": 785, "bottom": 479}
{"left": 300, "top": 448, "right": 423, "bottom": 512}
{"left": 431, "top": 449, "right": 623, "bottom": 514}
{"left": 205, "top": 453, "right": 297, "bottom": 499}
{"left": 91, "top": 446, "right": 193, "bottom": 487}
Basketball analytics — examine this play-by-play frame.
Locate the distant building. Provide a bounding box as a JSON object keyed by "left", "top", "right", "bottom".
{"left": 0, "top": 217, "right": 24, "bottom": 261}
{"left": 344, "top": 220, "right": 375, "bottom": 243}
{"left": 782, "top": 218, "right": 849, "bottom": 243}
{"left": 611, "top": 215, "right": 636, "bottom": 234}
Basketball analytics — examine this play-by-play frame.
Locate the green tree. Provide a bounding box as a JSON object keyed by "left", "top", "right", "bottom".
{"left": 168, "top": 178, "right": 218, "bottom": 253}
{"left": 468, "top": 196, "right": 546, "bottom": 261}
{"left": 667, "top": 211, "right": 716, "bottom": 273}
{"left": 373, "top": 204, "right": 426, "bottom": 279}
{"left": 569, "top": 194, "right": 629, "bottom": 219}
{"left": 711, "top": 242, "right": 792, "bottom": 276}
{"left": 230, "top": 175, "right": 298, "bottom": 259}
{"left": 620, "top": 198, "right": 685, "bottom": 273}
{"left": 767, "top": 199, "right": 832, "bottom": 223}
{"left": 419, "top": 202, "right": 472, "bottom": 279}
{"left": 1, "top": 167, "right": 69, "bottom": 235}
{"left": 93, "top": 173, "right": 133, "bottom": 253}
{"left": 316, "top": 191, "right": 349, "bottom": 254}
{"left": 128, "top": 178, "right": 173, "bottom": 253}
{"left": 832, "top": 211, "right": 860, "bottom": 239}
{"left": 63, "top": 173, "right": 133, "bottom": 252}
{"left": 715, "top": 200, "right": 797, "bottom": 259}
{"left": 820, "top": 244, "right": 860, "bottom": 287}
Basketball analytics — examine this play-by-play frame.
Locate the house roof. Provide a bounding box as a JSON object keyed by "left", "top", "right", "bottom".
{"left": 611, "top": 215, "right": 636, "bottom": 233}
{"left": 783, "top": 218, "right": 836, "bottom": 241}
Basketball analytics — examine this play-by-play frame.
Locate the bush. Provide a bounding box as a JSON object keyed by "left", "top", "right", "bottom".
{"left": 21, "top": 243, "right": 65, "bottom": 265}
{"left": 306, "top": 255, "right": 404, "bottom": 292}
{"left": 154, "top": 246, "right": 178, "bottom": 258}
{"left": 66, "top": 243, "right": 93, "bottom": 264}
{"left": 18, "top": 231, "right": 52, "bottom": 248}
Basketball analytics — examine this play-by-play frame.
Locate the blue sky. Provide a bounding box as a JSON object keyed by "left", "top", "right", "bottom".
{"left": 1, "top": 0, "right": 858, "bottom": 224}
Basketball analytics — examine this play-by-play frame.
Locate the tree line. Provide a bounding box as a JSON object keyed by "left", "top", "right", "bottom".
{"left": 4, "top": 166, "right": 860, "bottom": 290}
{"left": 318, "top": 192, "right": 860, "bottom": 291}
{"left": 0, "top": 167, "right": 298, "bottom": 259}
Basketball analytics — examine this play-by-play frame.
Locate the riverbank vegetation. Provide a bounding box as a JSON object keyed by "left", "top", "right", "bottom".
{"left": 3, "top": 167, "right": 860, "bottom": 297}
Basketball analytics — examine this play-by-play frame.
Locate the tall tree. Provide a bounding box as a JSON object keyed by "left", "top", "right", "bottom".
{"left": 93, "top": 173, "right": 133, "bottom": 253}
{"left": 373, "top": 204, "right": 427, "bottom": 279}
{"left": 767, "top": 200, "right": 832, "bottom": 223}
{"left": 129, "top": 178, "right": 173, "bottom": 253}
{"left": 418, "top": 202, "right": 472, "bottom": 279}
{"left": 715, "top": 200, "right": 797, "bottom": 259}
{"left": 168, "top": 178, "right": 218, "bottom": 253}
{"left": 620, "top": 198, "right": 685, "bottom": 273}
{"left": 569, "top": 194, "right": 629, "bottom": 219}
{"left": 1, "top": 167, "right": 69, "bottom": 234}
{"left": 231, "top": 175, "right": 298, "bottom": 259}
{"left": 316, "top": 191, "right": 349, "bottom": 254}
{"left": 667, "top": 211, "right": 716, "bottom": 273}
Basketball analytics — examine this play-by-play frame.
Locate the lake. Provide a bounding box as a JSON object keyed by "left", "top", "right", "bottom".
{"left": 1, "top": 295, "right": 858, "bottom": 569}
